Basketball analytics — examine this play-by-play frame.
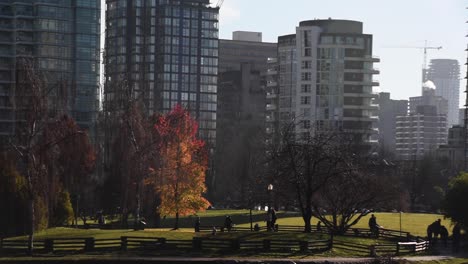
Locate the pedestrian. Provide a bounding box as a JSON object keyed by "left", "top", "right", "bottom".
{"left": 194, "top": 217, "right": 200, "bottom": 232}
{"left": 428, "top": 219, "right": 441, "bottom": 244}
{"left": 271, "top": 208, "right": 277, "bottom": 231}
{"left": 266, "top": 209, "right": 272, "bottom": 231}
{"left": 317, "top": 221, "right": 322, "bottom": 232}
{"left": 439, "top": 225, "right": 448, "bottom": 248}
{"left": 254, "top": 223, "right": 260, "bottom": 231}
{"left": 224, "top": 216, "right": 233, "bottom": 232}
{"left": 452, "top": 223, "right": 461, "bottom": 253}
{"left": 368, "top": 214, "right": 379, "bottom": 237}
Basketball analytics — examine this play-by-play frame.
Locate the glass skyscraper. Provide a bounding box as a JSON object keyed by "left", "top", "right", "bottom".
{"left": 104, "top": 0, "right": 219, "bottom": 145}
{"left": 0, "top": 0, "right": 101, "bottom": 142}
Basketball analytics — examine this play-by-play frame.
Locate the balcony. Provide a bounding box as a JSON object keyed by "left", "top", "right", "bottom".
{"left": 266, "top": 92, "right": 277, "bottom": 99}
{"left": 266, "top": 104, "right": 277, "bottom": 111}
{"left": 266, "top": 81, "right": 277, "bottom": 87}
{"left": 345, "top": 55, "right": 380, "bottom": 63}
{"left": 266, "top": 115, "right": 276, "bottom": 122}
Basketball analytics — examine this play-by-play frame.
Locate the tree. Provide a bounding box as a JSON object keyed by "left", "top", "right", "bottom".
{"left": 268, "top": 123, "right": 352, "bottom": 232}
{"left": 9, "top": 59, "right": 94, "bottom": 253}
{"left": 311, "top": 158, "right": 395, "bottom": 235}
{"left": 151, "top": 105, "right": 210, "bottom": 229}
{"left": 443, "top": 172, "right": 468, "bottom": 228}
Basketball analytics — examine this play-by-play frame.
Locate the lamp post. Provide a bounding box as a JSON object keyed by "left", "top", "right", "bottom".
{"left": 399, "top": 211, "right": 402, "bottom": 240}
{"left": 267, "top": 184, "right": 273, "bottom": 210}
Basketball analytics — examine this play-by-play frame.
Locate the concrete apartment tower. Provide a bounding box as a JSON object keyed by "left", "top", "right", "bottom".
{"left": 267, "top": 19, "right": 380, "bottom": 144}
{"left": 426, "top": 59, "right": 460, "bottom": 126}
{"left": 0, "top": 0, "right": 101, "bottom": 144}
{"left": 104, "top": 0, "right": 219, "bottom": 145}
{"left": 216, "top": 31, "right": 276, "bottom": 202}
{"left": 376, "top": 92, "right": 408, "bottom": 154}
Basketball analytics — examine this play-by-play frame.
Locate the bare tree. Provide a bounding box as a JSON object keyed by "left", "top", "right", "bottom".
{"left": 268, "top": 122, "right": 352, "bottom": 232}
{"left": 311, "top": 157, "right": 395, "bottom": 235}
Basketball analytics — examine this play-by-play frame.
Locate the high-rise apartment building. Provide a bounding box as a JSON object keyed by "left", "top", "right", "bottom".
{"left": 396, "top": 105, "right": 447, "bottom": 160}
{"left": 104, "top": 0, "right": 219, "bottom": 145}
{"left": 267, "top": 19, "right": 379, "bottom": 144}
{"left": 409, "top": 86, "right": 448, "bottom": 117}
{"left": 376, "top": 92, "right": 408, "bottom": 154}
{"left": 426, "top": 59, "right": 460, "bottom": 126}
{"left": 216, "top": 31, "right": 276, "bottom": 202}
{"left": 0, "top": 0, "right": 101, "bottom": 142}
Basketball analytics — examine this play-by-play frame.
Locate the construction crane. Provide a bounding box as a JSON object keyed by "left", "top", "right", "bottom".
{"left": 387, "top": 41, "right": 442, "bottom": 70}
{"left": 385, "top": 41, "right": 442, "bottom": 83}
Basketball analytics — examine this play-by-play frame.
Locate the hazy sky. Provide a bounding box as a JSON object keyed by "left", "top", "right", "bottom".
{"left": 101, "top": 0, "right": 467, "bottom": 106}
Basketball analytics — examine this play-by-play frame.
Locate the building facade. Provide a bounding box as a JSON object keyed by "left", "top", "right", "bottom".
{"left": 426, "top": 59, "right": 460, "bottom": 126}
{"left": 267, "top": 19, "right": 379, "bottom": 144}
{"left": 376, "top": 92, "right": 408, "bottom": 154}
{"left": 396, "top": 105, "right": 448, "bottom": 160}
{"left": 0, "top": 0, "right": 101, "bottom": 142}
{"left": 409, "top": 86, "right": 448, "bottom": 117}
{"left": 216, "top": 31, "right": 276, "bottom": 202}
{"left": 104, "top": 0, "right": 219, "bottom": 145}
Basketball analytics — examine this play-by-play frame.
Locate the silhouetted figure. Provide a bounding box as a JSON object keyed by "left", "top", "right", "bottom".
{"left": 427, "top": 219, "right": 441, "bottom": 244}
{"left": 439, "top": 225, "right": 448, "bottom": 247}
{"left": 194, "top": 217, "right": 200, "bottom": 232}
{"left": 254, "top": 223, "right": 260, "bottom": 231}
{"left": 211, "top": 226, "right": 217, "bottom": 236}
{"left": 271, "top": 209, "right": 277, "bottom": 231}
{"left": 317, "top": 221, "right": 322, "bottom": 232}
{"left": 368, "top": 214, "right": 379, "bottom": 237}
{"left": 224, "top": 216, "right": 233, "bottom": 232}
{"left": 452, "top": 223, "right": 461, "bottom": 253}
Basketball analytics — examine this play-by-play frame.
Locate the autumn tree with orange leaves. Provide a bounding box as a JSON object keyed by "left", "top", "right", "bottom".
{"left": 150, "top": 105, "right": 210, "bottom": 229}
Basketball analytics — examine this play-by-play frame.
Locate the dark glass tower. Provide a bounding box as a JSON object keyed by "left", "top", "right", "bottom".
{"left": 104, "top": 0, "right": 219, "bottom": 145}
{"left": 0, "top": 0, "right": 101, "bottom": 142}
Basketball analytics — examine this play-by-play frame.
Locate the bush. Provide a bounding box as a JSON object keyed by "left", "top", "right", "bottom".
{"left": 51, "top": 190, "right": 74, "bottom": 226}
{"left": 0, "top": 157, "right": 28, "bottom": 236}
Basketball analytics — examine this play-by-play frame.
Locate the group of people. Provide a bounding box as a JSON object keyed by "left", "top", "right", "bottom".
{"left": 427, "top": 219, "right": 462, "bottom": 251}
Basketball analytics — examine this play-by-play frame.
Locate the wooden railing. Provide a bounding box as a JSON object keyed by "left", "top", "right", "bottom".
{"left": 0, "top": 226, "right": 429, "bottom": 257}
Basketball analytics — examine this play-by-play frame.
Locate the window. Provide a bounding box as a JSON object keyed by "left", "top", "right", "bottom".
{"left": 301, "top": 84, "right": 311, "bottom": 93}
{"left": 300, "top": 96, "right": 310, "bottom": 105}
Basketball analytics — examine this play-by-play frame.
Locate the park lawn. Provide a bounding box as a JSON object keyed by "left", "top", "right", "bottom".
{"left": 233, "top": 212, "right": 450, "bottom": 237}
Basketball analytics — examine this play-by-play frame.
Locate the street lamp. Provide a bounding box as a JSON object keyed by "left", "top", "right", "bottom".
{"left": 267, "top": 184, "right": 273, "bottom": 210}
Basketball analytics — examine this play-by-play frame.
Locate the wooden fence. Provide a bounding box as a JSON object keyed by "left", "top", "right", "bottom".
{"left": 0, "top": 236, "right": 331, "bottom": 254}
{"left": 0, "top": 226, "right": 429, "bottom": 257}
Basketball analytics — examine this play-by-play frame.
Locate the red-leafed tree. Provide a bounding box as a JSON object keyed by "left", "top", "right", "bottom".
{"left": 150, "top": 105, "right": 210, "bottom": 229}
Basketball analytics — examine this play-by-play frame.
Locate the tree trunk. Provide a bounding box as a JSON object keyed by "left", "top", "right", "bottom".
{"left": 134, "top": 182, "right": 140, "bottom": 230}
{"left": 303, "top": 215, "right": 312, "bottom": 233}
{"left": 27, "top": 198, "right": 34, "bottom": 255}
{"left": 174, "top": 211, "right": 179, "bottom": 230}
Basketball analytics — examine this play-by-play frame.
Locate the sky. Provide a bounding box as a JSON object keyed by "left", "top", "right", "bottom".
{"left": 101, "top": 0, "right": 467, "bottom": 106}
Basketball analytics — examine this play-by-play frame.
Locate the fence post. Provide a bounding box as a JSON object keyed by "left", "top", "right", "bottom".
{"left": 44, "top": 239, "right": 54, "bottom": 252}
{"left": 158, "top": 237, "right": 166, "bottom": 247}
{"left": 192, "top": 237, "right": 202, "bottom": 250}
{"left": 230, "top": 239, "right": 240, "bottom": 250}
{"left": 369, "top": 245, "right": 376, "bottom": 257}
{"left": 263, "top": 239, "right": 271, "bottom": 251}
{"left": 0, "top": 237, "right": 3, "bottom": 251}
{"left": 396, "top": 243, "right": 400, "bottom": 255}
{"left": 121, "top": 236, "right": 127, "bottom": 251}
{"left": 299, "top": 241, "right": 308, "bottom": 252}
{"left": 85, "top": 237, "right": 95, "bottom": 251}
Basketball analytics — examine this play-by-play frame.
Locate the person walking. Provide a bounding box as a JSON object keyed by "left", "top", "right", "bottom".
{"left": 452, "top": 223, "right": 461, "bottom": 253}
{"left": 368, "top": 214, "right": 379, "bottom": 237}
